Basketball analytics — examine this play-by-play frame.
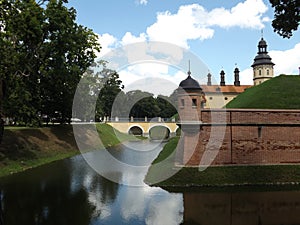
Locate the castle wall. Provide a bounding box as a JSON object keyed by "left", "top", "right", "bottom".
{"left": 182, "top": 109, "right": 300, "bottom": 166}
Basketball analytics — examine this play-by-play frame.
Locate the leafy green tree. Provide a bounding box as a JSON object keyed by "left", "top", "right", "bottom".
{"left": 156, "top": 95, "right": 177, "bottom": 118}
{"left": 1, "top": 0, "right": 46, "bottom": 125}
{"left": 269, "top": 0, "right": 300, "bottom": 38}
{"left": 0, "top": 0, "right": 100, "bottom": 125}
{"left": 97, "top": 64, "right": 124, "bottom": 119}
{"left": 41, "top": 0, "right": 100, "bottom": 123}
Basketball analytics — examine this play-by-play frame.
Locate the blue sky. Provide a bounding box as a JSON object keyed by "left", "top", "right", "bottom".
{"left": 67, "top": 0, "right": 300, "bottom": 95}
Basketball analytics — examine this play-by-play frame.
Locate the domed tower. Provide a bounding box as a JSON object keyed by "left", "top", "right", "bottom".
{"left": 176, "top": 68, "right": 204, "bottom": 165}
{"left": 251, "top": 37, "right": 275, "bottom": 85}
{"left": 178, "top": 69, "right": 203, "bottom": 123}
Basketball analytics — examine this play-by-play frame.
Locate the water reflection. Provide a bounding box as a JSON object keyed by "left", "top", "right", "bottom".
{"left": 183, "top": 190, "right": 300, "bottom": 225}
{"left": 2, "top": 140, "right": 300, "bottom": 224}
{"left": 0, "top": 141, "right": 183, "bottom": 225}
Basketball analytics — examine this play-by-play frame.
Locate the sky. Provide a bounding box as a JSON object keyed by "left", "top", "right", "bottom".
{"left": 67, "top": 0, "right": 300, "bottom": 95}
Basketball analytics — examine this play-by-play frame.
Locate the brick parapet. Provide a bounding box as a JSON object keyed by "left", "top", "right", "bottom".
{"left": 181, "top": 109, "right": 300, "bottom": 166}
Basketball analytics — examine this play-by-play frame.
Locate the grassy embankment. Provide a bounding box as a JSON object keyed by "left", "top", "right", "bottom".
{"left": 226, "top": 75, "right": 300, "bottom": 109}
{"left": 0, "top": 123, "right": 138, "bottom": 177}
{"left": 146, "top": 137, "right": 300, "bottom": 188}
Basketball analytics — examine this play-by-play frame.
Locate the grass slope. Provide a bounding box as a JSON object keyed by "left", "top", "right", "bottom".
{"left": 226, "top": 75, "right": 300, "bottom": 109}
{"left": 146, "top": 136, "right": 300, "bottom": 188}
{"left": 0, "top": 123, "right": 135, "bottom": 177}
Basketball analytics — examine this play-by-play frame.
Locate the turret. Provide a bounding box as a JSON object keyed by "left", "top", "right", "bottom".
{"left": 251, "top": 37, "right": 275, "bottom": 85}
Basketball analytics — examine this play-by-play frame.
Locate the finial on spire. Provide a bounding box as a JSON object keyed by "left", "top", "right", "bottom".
{"left": 187, "top": 60, "right": 191, "bottom": 76}
{"left": 261, "top": 29, "right": 264, "bottom": 38}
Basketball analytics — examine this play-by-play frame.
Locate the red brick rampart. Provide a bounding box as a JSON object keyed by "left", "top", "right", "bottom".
{"left": 180, "top": 109, "right": 300, "bottom": 166}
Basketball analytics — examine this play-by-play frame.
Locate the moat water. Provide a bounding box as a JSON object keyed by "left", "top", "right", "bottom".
{"left": 1, "top": 140, "right": 300, "bottom": 225}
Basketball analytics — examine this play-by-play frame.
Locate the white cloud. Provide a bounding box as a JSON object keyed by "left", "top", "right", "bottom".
{"left": 270, "top": 43, "right": 300, "bottom": 75}
{"left": 206, "top": 0, "right": 269, "bottom": 29}
{"left": 146, "top": 0, "right": 269, "bottom": 48}
{"left": 97, "top": 33, "right": 118, "bottom": 57}
{"left": 121, "top": 32, "right": 147, "bottom": 45}
{"left": 119, "top": 63, "right": 185, "bottom": 96}
{"left": 146, "top": 5, "right": 214, "bottom": 48}
{"left": 240, "top": 68, "right": 253, "bottom": 85}
{"left": 137, "top": 0, "right": 148, "bottom": 5}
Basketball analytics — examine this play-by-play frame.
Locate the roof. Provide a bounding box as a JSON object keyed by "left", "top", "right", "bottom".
{"left": 179, "top": 74, "right": 202, "bottom": 90}
{"left": 252, "top": 54, "right": 275, "bottom": 67}
{"left": 201, "top": 85, "right": 252, "bottom": 94}
{"left": 258, "top": 38, "right": 267, "bottom": 47}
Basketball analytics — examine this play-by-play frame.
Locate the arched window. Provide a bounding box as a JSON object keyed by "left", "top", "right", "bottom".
{"left": 192, "top": 99, "right": 197, "bottom": 107}
{"left": 181, "top": 99, "right": 184, "bottom": 107}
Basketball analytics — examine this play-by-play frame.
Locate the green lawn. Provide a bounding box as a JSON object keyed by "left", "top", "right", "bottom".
{"left": 226, "top": 75, "right": 300, "bottom": 109}
{"left": 0, "top": 123, "right": 137, "bottom": 177}
{"left": 146, "top": 136, "right": 300, "bottom": 188}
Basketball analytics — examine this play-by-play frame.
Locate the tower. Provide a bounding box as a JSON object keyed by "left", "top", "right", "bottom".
{"left": 177, "top": 68, "right": 203, "bottom": 165}
{"left": 234, "top": 67, "right": 240, "bottom": 86}
{"left": 251, "top": 37, "right": 275, "bottom": 85}
{"left": 220, "top": 70, "right": 226, "bottom": 86}
{"left": 207, "top": 72, "right": 212, "bottom": 86}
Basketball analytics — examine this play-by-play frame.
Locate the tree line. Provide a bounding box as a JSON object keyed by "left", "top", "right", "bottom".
{"left": 76, "top": 60, "right": 178, "bottom": 122}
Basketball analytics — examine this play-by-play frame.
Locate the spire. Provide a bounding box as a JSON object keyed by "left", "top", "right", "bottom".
{"left": 234, "top": 65, "right": 240, "bottom": 86}
{"left": 187, "top": 60, "right": 191, "bottom": 77}
{"left": 207, "top": 71, "right": 212, "bottom": 86}
{"left": 220, "top": 70, "right": 225, "bottom": 86}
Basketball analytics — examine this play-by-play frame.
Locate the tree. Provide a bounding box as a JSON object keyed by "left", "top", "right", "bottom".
{"left": 0, "top": 0, "right": 100, "bottom": 125}
{"left": 269, "top": 0, "right": 300, "bottom": 38}
{"left": 156, "top": 95, "right": 177, "bottom": 118}
{"left": 97, "top": 64, "right": 124, "bottom": 119}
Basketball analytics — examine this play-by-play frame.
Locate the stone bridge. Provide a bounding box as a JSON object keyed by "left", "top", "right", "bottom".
{"left": 107, "top": 118, "right": 179, "bottom": 139}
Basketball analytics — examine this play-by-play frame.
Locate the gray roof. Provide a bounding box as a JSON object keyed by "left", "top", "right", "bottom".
{"left": 179, "top": 73, "right": 202, "bottom": 90}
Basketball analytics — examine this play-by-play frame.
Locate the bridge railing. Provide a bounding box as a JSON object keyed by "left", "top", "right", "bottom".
{"left": 104, "top": 116, "right": 176, "bottom": 123}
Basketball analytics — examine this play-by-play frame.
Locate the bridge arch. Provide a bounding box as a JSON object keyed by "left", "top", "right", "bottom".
{"left": 175, "top": 127, "right": 181, "bottom": 136}
{"left": 149, "top": 125, "right": 171, "bottom": 140}
{"left": 128, "top": 125, "right": 144, "bottom": 136}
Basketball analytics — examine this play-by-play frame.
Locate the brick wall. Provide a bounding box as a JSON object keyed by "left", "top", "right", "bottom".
{"left": 181, "top": 109, "right": 300, "bottom": 166}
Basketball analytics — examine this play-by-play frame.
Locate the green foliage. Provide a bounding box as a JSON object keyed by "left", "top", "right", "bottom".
{"left": 226, "top": 75, "right": 300, "bottom": 109}
{"left": 151, "top": 136, "right": 179, "bottom": 164}
{"left": 97, "top": 67, "right": 123, "bottom": 119}
{"left": 269, "top": 0, "right": 300, "bottom": 38}
{"left": 124, "top": 91, "right": 177, "bottom": 119}
{"left": 0, "top": 0, "right": 100, "bottom": 125}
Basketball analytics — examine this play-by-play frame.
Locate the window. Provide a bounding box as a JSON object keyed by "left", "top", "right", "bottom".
{"left": 181, "top": 99, "right": 185, "bottom": 107}
{"left": 259, "top": 70, "right": 262, "bottom": 76}
{"left": 209, "top": 97, "right": 213, "bottom": 100}
{"left": 192, "top": 99, "right": 197, "bottom": 107}
{"left": 224, "top": 97, "right": 228, "bottom": 100}
{"left": 267, "top": 70, "right": 269, "bottom": 75}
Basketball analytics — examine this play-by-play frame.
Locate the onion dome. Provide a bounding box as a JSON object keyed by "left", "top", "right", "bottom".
{"left": 179, "top": 70, "right": 202, "bottom": 90}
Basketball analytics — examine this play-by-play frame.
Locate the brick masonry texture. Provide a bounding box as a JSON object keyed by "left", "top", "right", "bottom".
{"left": 179, "top": 109, "right": 300, "bottom": 166}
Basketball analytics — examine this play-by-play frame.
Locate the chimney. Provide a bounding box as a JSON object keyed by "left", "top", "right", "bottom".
{"left": 207, "top": 72, "right": 212, "bottom": 86}
{"left": 220, "top": 70, "right": 225, "bottom": 86}
{"left": 234, "top": 67, "right": 240, "bottom": 86}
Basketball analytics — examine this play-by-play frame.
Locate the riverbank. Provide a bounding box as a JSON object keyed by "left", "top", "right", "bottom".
{"left": 0, "top": 123, "right": 137, "bottom": 177}
{"left": 145, "top": 137, "right": 300, "bottom": 188}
